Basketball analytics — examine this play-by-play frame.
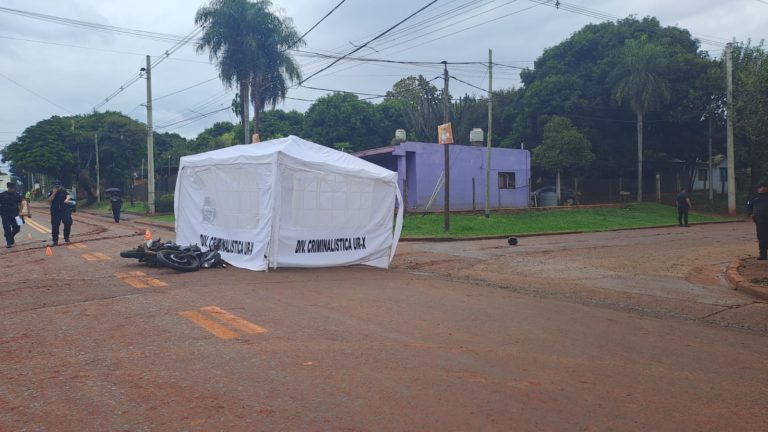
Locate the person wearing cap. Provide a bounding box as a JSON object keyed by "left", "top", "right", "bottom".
{"left": 0, "top": 182, "right": 23, "bottom": 248}
{"left": 47, "top": 180, "right": 72, "bottom": 245}
{"left": 747, "top": 182, "right": 768, "bottom": 260}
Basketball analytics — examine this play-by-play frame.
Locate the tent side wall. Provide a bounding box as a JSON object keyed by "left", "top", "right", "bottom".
{"left": 270, "top": 152, "right": 398, "bottom": 269}
{"left": 174, "top": 159, "right": 275, "bottom": 271}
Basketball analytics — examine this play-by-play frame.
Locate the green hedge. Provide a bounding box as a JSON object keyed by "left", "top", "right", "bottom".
{"left": 156, "top": 194, "right": 175, "bottom": 213}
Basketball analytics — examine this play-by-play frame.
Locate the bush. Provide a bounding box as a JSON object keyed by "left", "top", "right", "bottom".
{"left": 155, "top": 194, "right": 175, "bottom": 213}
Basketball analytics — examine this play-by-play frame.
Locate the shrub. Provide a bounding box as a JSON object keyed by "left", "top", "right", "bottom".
{"left": 155, "top": 194, "right": 175, "bottom": 213}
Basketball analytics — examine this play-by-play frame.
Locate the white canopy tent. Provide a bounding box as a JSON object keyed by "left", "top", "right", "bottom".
{"left": 174, "top": 135, "right": 404, "bottom": 271}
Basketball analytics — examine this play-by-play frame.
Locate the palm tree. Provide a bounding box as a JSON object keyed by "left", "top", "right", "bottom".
{"left": 247, "top": 10, "right": 302, "bottom": 135}
{"left": 611, "top": 36, "right": 670, "bottom": 202}
{"left": 196, "top": 0, "right": 302, "bottom": 144}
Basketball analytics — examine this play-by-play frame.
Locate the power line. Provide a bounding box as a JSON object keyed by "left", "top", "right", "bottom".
{"left": 300, "top": 1, "right": 539, "bottom": 82}
{"left": 159, "top": 107, "right": 231, "bottom": 131}
{"left": 0, "top": 6, "right": 188, "bottom": 43}
{"left": 0, "top": 71, "right": 74, "bottom": 114}
{"left": 0, "top": 34, "right": 211, "bottom": 64}
{"left": 92, "top": 26, "right": 202, "bottom": 111}
{"left": 293, "top": 0, "right": 348, "bottom": 46}
{"left": 528, "top": 0, "right": 729, "bottom": 48}
{"left": 295, "top": 49, "right": 488, "bottom": 65}
{"left": 152, "top": 76, "right": 219, "bottom": 102}
{"left": 299, "top": 84, "right": 387, "bottom": 98}
{"left": 299, "top": 0, "right": 439, "bottom": 85}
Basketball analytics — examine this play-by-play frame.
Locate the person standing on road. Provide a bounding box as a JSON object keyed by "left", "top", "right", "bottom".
{"left": 47, "top": 180, "right": 72, "bottom": 245}
{"left": 23, "top": 190, "right": 32, "bottom": 218}
{"left": 0, "top": 182, "right": 23, "bottom": 248}
{"left": 110, "top": 192, "right": 123, "bottom": 223}
{"left": 675, "top": 188, "right": 692, "bottom": 227}
{"left": 746, "top": 182, "right": 768, "bottom": 260}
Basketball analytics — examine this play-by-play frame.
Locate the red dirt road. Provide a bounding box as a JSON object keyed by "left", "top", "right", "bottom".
{"left": 1, "top": 208, "right": 767, "bottom": 431}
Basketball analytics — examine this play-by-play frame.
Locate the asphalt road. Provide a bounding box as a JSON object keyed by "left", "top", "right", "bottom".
{"left": 1, "top": 206, "right": 766, "bottom": 431}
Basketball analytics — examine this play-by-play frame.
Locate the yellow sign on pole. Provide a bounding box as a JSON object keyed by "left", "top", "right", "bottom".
{"left": 438, "top": 123, "right": 454, "bottom": 144}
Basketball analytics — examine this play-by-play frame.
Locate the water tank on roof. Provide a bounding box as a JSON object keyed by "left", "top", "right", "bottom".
{"left": 395, "top": 129, "right": 407, "bottom": 142}
{"left": 470, "top": 128, "right": 484, "bottom": 145}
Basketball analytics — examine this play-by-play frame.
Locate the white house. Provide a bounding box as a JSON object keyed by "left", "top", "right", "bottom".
{"left": 691, "top": 154, "right": 729, "bottom": 194}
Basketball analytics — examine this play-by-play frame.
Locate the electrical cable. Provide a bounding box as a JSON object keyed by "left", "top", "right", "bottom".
{"left": 93, "top": 26, "right": 202, "bottom": 111}
{"left": 299, "top": 0, "right": 439, "bottom": 85}
{"left": 0, "top": 5, "right": 188, "bottom": 43}
{"left": 292, "top": 0, "right": 347, "bottom": 47}
{"left": 152, "top": 76, "right": 219, "bottom": 102}
{"left": 0, "top": 71, "right": 74, "bottom": 114}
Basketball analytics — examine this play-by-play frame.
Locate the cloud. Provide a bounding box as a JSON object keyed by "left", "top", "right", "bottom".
{"left": 0, "top": 0, "right": 765, "bottom": 146}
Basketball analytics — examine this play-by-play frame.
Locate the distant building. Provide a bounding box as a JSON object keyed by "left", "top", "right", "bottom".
{"left": 354, "top": 141, "right": 531, "bottom": 211}
{"left": 691, "top": 154, "right": 729, "bottom": 194}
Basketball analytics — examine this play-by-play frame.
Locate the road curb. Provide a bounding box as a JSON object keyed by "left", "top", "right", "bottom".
{"left": 400, "top": 219, "right": 744, "bottom": 242}
{"left": 724, "top": 259, "right": 768, "bottom": 301}
{"left": 134, "top": 219, "right": 175, "bottom": 232}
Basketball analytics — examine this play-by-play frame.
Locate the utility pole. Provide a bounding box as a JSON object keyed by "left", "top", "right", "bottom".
{"left": 708, "top": 115, "right": 714, "bottom": 202}
{"left": 95, "top": 133, "right": 100, "bottom": 205}
{"left": 442, "top": 61, "right": 450, "bottom": 232}
{"left": 145, "top": 55, "right": 156, "bottom": 214}
{"left": 725, "top": 43, "right": 736, "bottom": 215}
{"left": 485, "top": 49, "right": 493, "bottom": 218}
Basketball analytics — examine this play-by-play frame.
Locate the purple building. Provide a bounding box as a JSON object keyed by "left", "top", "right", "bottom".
{"left": 354, "top": 142, "right": 531, "bottom": 211}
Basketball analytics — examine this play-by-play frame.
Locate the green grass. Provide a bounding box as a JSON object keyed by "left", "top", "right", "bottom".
{"left": 90, "top": 201, "right": 147, "bottom": 214}
{"left": 125, "top": 203, "right": 733, "bottom": 238}
{"left": 401, "top": 203, "right": 729, "bottom": 238}
{"left": 148, "top": 214, "right": 175, "bottom": 223}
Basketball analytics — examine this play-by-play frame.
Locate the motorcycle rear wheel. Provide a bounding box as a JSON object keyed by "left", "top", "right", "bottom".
{"left": 156, "top": 250, "right": 200, "bottom": 272}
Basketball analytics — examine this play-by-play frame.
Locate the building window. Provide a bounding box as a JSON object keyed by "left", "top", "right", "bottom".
{"left": 719, "top": 167, "right": 727, "bottom": 181}
{"left": 498, "top": 172, "right": 516, "bottom": 189}
{"left": 698, "top": 168, "right": 708, "bottom": 181}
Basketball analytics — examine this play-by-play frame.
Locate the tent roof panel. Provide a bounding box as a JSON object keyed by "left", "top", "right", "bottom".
{"left": 180, "top": 135, "right": 396, "bottom": 181}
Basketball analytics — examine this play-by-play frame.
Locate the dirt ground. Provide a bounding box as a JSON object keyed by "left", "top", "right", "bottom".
{"left": 1, "top": 205, "right": 766, "bottom": 431}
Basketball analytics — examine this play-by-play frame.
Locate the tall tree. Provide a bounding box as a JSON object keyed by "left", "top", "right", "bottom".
{"left": 384, "top": 75, "right": 443, "bottom": 142}
{"left": 532, "top": 116, "right": 595, "bottom": 202}
{"left": 610, "top": 35, "right": 671, "bottom": 202}
{"left": 303, "top": 93, "right": 385, "bottom": 151}
{"left": 196, "top": 0, "right": 302, "bottom": 144}
{"left": 732, "top": 41, "right": 768, "bottom": 188}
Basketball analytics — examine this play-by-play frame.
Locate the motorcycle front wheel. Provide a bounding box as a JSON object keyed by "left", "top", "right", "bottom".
{"left": 156, "top": 250, "right": 200, "bottom": 272}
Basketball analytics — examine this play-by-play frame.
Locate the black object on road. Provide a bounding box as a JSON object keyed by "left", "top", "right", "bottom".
{"left": 507, "top": 237, "right": 518, "bottom": 246}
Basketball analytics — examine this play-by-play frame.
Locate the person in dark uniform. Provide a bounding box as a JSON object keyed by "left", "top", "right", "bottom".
{"left": 110, "top": 192, "right": 123, "bottom": 223}
{"left": 47, "top": 180, "right": 72, "bottom": 245}
{"left": 0, "top": 182, "right": 23, "bottom": 248}
{"left": 675, "top": 188, "right": 692, "bottom": 227}
{"left": 746, "top": 182, "right": 768, "bottom": 260}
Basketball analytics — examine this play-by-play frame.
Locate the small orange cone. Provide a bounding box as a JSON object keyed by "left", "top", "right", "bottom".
{"left": 144, "top": 229, "right": 153, "bottom": 241}
{"left": 45, "top": 246, "right": 53, "bottom": 256}
{"left": 27, "top": 233, "right": 33, "bottom": 240}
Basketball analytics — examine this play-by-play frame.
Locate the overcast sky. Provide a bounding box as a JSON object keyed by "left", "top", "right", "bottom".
{"left": 1, "top": 0, "right": 766, "bottom": 166}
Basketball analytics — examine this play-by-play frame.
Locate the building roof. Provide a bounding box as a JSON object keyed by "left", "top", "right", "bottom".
{"left": 352, "top": 146, "right": 396, "bottom": 158}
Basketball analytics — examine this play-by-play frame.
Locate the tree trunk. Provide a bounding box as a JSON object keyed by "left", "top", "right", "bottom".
{"left": 240, "top": 80, "right": 250, "bottom": 144}
{"left": 574, "top": 177, "right": 579, "bottom": 204}
{"left": 636, "top": 110, "right": 643, "bottom": 202}
{"left": 253, "top": 107, "right": 261, "bottom": 139}
{"left": 556, "top": 170, "right": 561, "bottom": 204}
{"left": 250, "top": 76, "right": 263, "bottom": 139}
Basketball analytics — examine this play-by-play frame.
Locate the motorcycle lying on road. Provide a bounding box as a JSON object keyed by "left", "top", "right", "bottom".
{"left": 120, "top": 239, "right": 226, "bottom": 272}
